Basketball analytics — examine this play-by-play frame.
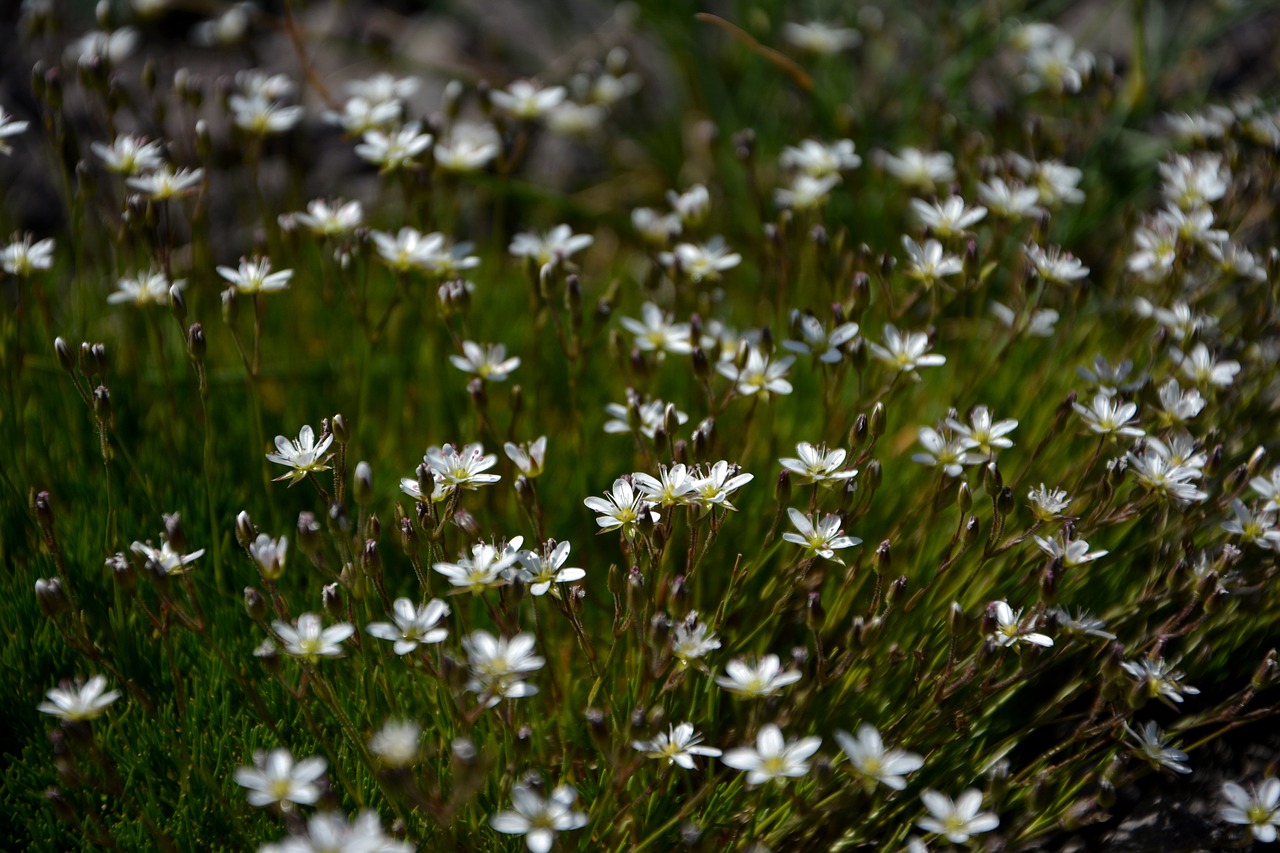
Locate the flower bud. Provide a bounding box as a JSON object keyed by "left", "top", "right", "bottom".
{"left": 187, "top": 323, "right": 206, "bottom": 361}
{"left": 328, "top": 500, "right": 350, "bottom": 534}
{"left": 163, "top": 512, "right": 187, "bottom": 556}
{"left": 35, "top": 577, "right": 69, "bottom": 617}
{"left": 875, "top": 539, "right": 891, "bottom": 572}
{"left": 54, "top": 337, "right": 75, "bottom": 372}
{"left": 997, "top": 486, "right": 1015, "bottom": 517}
{"left": 957, "top": 481, "right": 972, "bottom": 514}
{"left": 221, "top": 287, "right": 238, "bottom": 324}
{"left": 963, "top": 515, "right": 980, "bottom": 547}
{"left": 34, "top": 490, "right": 54, "bottom": 534}
{"left": 354, "top": 461, "right": 374, "bottom": 507}
{"left": 297, "top": 511, "right": 322, "bottom": 554}
{"left": 398, "top": 517, "right": 419, "bottom": 557}
{"left": 515, "top": 475, "right": 536, "bottom": 513}
{"left": 984, "top": 461, "right": 1002, "bottom": 497}
{"left": 169, "top": 285, "right": 187, "bottom": 324}
{"left": 868, "top": 402, "right": 886, "bottom": 439}
{"left": 885, "top": 575, "right": 907, "bottom": 608}
{"left": 243, "top": 586, "right": 267, "bottom": 620}
{"left": 774, "top": 468, "right": 792, "bottom": 505}
{"left": 107, "top": 552, "right": 135, "bottom": 592}
{"left": 637, "top": 504, "right": 656, "bottom": 539}
{"left": 1251, "top": 650, "right": 1277, "bottom": 690}
{"left": 322, "top": 582, "right": 344, "bottom": 619}
{"left": 947, "top": 600, "right": 964, "bottom": 634}
{"left": 331, "top": 413, "right": 350, "bottom": 445}
{"left": 235, "top": 510, "right": 255, "bottom": 548}
{"left": 849, "top": 413, "right": 869, "bottom": 448}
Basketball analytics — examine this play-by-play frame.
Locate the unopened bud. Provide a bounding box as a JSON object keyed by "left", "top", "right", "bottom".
{"left": 947, "top": 601, "right": 964, "bottom": 634}
{"left": 354, "top": 461, "right": 374, "bottom": 507}
{"left": 169, "top": 285, "right": 186, "bottom": 323}
{"left": 637, "top": 504, "right": 656, "bottom": 539}
{"left": 331, "top": 413, "right": 350, "bottom": 445}
{"left": 997, "top": 486, "right": 1015, "bottom": 517}
{"left": 468, "top": 377, "right": 488, "bottom": 411}
{"left": 886, "top": 575, "right": 907, "bottom": 608}
{"left": 54, "top": 337, "right": 74, "bottom": 372}
{"left": 34, "top": 490, "right": 54, "bottom": 533}
{"left": 864, "top": 459, "right": 882, "bottom": 493}
{"left": 235, "top": 510, "right": 255, "bottom": 548}
{"left": 35, "top": 578, "right": 69, "bottom": 617}
{"left": 453, "top": 508, "right": 480, "bottom": 539}
{"left": 163, "top": 512, "right": 187, "bottom": 555}
{"left": 869, "top": 402, "right": 886, "bottom": 439}
{"left": 187, "top": 323, "right": 206, "bottom": 361}
{"left": 243, "top": 586, "right": 267, "bottom": 620}
{"left": 963, "top": 515, "right": 980, "bottom": 547}
{"left": 92, "top": 386, "right": 112, "bottom": 424}
{"left": 1251, "top": 650, "right": 1277, "bottom": 690}
{"left": 515, "top": 475, "right": 536, "bottom": 512}
{"left": 875, "top": 539, "right": 891, "bottom": 571}
{"left": 984, "top": 462, "right": 1002, "bottom": 497}
{"left": 850, "top": 413, "right": 869, "bottom": 447}
{"left": 774, "top": 469, "right": 792, "bottom": 504}
{"left": 957, "top": 481, "right": 972, "bottom": 514}
{"left": 322, "top": 582, "right": 343, "bottom": 619}
{"left": 398, "top": 517, "right": 419, "bottom": 557}
{"left": 297, "top": 511, "right": 322, "bottom": 554}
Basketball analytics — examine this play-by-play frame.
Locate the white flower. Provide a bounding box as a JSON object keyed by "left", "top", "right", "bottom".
{"left": 977, "top": 177, "right": 1041, "bottom": 220}
{"left": 546, "top": 101, "right": 607, "bottom": 136}
{"left": 236, "top": 70, "right": 295, "bottom": 100}
{"left": 603, "top": 394, "right": 687, "bottom": 439}
{"left": 367, "top": 598, "right": 449, "bottom": 654}
{"left": 248, "top": 533, "right": 288, "bottom": 581}
{"left": 0, "top": 105, "right": 28, "bottom": 155}
{"left": 1155, "top": 379, "right": 1205, "bottom": 426}
{"left": 65, "top": 27, "right": 140, "bottom": 67}
{"left": 990, "top": 301, "right": 1059, "bottom": 337}
{"left": 1172, "top": 343, "right": 1240, "bottom": 389}
{"left": 947, "top": 405, "right": 1018, "bottom": 455}
{"left": 779, "top": 442, "right": 858, "bottom": 487}
{"left": 293, "top": 198, "right": 362, "bottom": 237}
{"left": 716, "top": 654, "right": 802, "bottom": 698}
{"left": 879, "top": 147, "right": 955, "bottom": 191}
{"left": 1251, "top": 468, "right": 1280, "bottom": 513}
{"left": 2, "top": 234, "right": 55, "bottom": 276}
{"left": 108, "top": 269, "right": 182, "bottom": 307}
{"left": 721, "top": 724, "right": 822, "bottom": 784}
{"left": 1027, "top": 484, "right": 1071, "bottom": 522}
{"left": 917, "top": 789, "right": 1000, "bottom": 843}
{"left": 782, "top": 312, "right": 859, "bottom": 363}
{"left": 1125, "top": 720, "right": 1192, "bottom": 774}
{"left": 1127, "top": 218, "right": 1180, "bottom": 280}
{"left": 346, "top": 72, "right": 419, "bottom": 104}
{"left": 1033, "top": 534, "right": 1107, "bottom": 568}
{"left": 783, "top": 508, "right": 861, "bottom": 563}
{"left": 264, "top": 810, "right": 411, "bottom": 853}
{"left": 910, "top": 197, "right": 986, "bottom": 238}
{"left": 902, "top": 236, "right": 963, "bottom": 289}
{"left": 835, "top": 724, "right": 924, "bottom": 791}
{"left": 782, "top": 20, "right": 861, "bottom": 55}
{"left": 354, "top": 122, "right": 432, "bottom": 172}
{"left": 869, "top": 324, "right": 946, "bottom": 374}
{"left": 490, "top": 783, "right": 587, "bottom": 853}
{"left": 229, "top": 93, "right": 303, "bottom": 135}
{"left": 426, "top": 442, "right": 500, "bottom": 490}
{"left": 988, "top": 600, "right": 1053, "bottom": 648}
{"left": 91, "top": 134, "right": 164, "bottom": 175}
{"left": 1025, "top": 243, "right": 1089, "bottom": 284}
{"left": 1126, "top": 444, "right": 1208, "bottom": 506}
{"left": 633, "top": 723, "right": 722, "bottom": 769}
{"left": 504, "top": 436, "right": 548, "bottom": 477}
{"left": 514, "top": 540, "right": 585, "bottom": 596}
{"left": 667, "top": 184, "right": 711, "bottom": 225}
{"left": 37, "top": 675, "right": 120, "bottom": 721}
{"left": 912, "top": 427, "right": 980, "bottom": 478}
{"left": 434, "top": 122, "right": 501, "bottom": 173}
{"left": 450, "top": 341, "right": 521, "bottom": 381}
{"left": 620, "top": 302, "right": 693, "bottom": 355}
{"left": 716, "top": 347, "right": 795, "bottom": 397}
{"left": 1073, "top": 393, "right": 1143, "bottom": 438}
{"left": 1017, "top": 156, "right": 1084, "bottom": 206}
{"left": 369, "top": 720, "right": 421, "bottom": 768}
{"left": 634, "top": 464, "right": 698, "bottom": 506}
{"left": 671, "top": 612, "right": 720, "bottom": 664}
{"left": 1160, "top": 153, "right": 1229, "bottom": 210}
{"left": 433, "top": 543, "right": 517, "bottom": 593}
{"left": 688, "top": 461, "right": 754, "bottom": 511}
{"left": 126, "top": 166, "right": 203, "bottom": 200}
{"left": 265, "top": 424, "right": 334, "bottom": 485}
{"left": 1221, "top": 778, "right": 1280, "bottom": 843}
{"left": 659, "top": 237, "right": 742, "bottom": 282}
{"left": 632, "top": 207, "right": 682, "bottom": 244}
{"left": 490, "top": 80, "right": 567, "bottom": 120}
{"left": 1120, "top": 657, "right": 1200, "bottom": 706}
{"left": 509, "top": 224, "right": 593, "bottom": 271}
{"left": 130, "top": 537, "right": 205, "bottom": 576}
{"left": 218, "top": 256, "right": 292, "bottom": 295}
{"left": 1222, "top": 499, "right": 1280, "bottom": 550}
{"left": 234, "top": 748, "right": 326, "bottom": 810}
{"left": 584, "top": 477, "right": 660, "bottom": 538}
{"left": 775, "top": 174, "right": 840, "bottom": 211}
{"left": 1050, "top": 608, "right": 1116, "bottom": 640}
{"left": 324, "top": 96, "right": 402, "bottom": 134}
{"left": 272, "top": 613, "right": 354, "bottom": 661}
{"left": 780, "top": 138, "right": 861, "bottom": 177}
{"left": 463, "top": 630, "right": 544, "bottom": 706}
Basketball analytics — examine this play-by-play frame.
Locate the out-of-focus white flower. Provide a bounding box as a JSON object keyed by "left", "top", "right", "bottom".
{"left": 1025, "top": 243, "right": 1089, "bottom": 284}
{"left": 782, "top": 21, "right": 861, "bottom": 55}
{"left": 354, "top": 122, "right": 433, "bottom": 172}
{"left": 450, "top": 341, "right": 521, "bottom": 381}
{"left": 1124, "top": 720, "right": 1191, "bottom": 774}
{"left": 369, "top": 720, "right": 421, "bottom": 768}
{"left": 1220, "top": 777, "right": 1280, "bottom": 843}
{"left": 721, "top": 724, "right": 822, "bottom": 784}
{"left": 234, "top": 748, "right": 326, "bottom": 810}
{"left": 620, "top": 302, "right": 693, "bottom": 356}
{"left": 780, "top": 138, "right": 861, "bottom": 178}
{"left": 37, "top": 675, "right": 120, "bottom": 722}
{"left": 910, "top": 197, "right": 987, "bottom": 237}
{"left": 464, "top": 630, "right": 544, "bottom": 706}
{"left": 835, "top": 724, "right": 924, "bottom": 791}
{"left": 917, "top": 789, "right": 1000, "bottom": 843}
{"left": 868, "top": 324, "right": 946, "bottom": 374}
{"left": 0, "top": 106, "right": 28, "bottom": 155}
{"left": 978, "top": 177, "right": 1041, "bottom": 220}
{"left": 218, "top": 256, "right": 293, "bottom": 295}
{"left": 490, "top": 80, "right": 567, "bottom": 120}
{"left": 716, "top": 347, "right": 795, "bottom": 398}
{"left": 947, "top": 405, "right": 1017, "bottom": 455}
{"left": 65, "top": 27, "right": 140, "bottom": 67}
{"left": 272, "top": 613, "right": 354, "bottom": 660}
{"left": 490, "top": 783, "right": 587, "bottom": 852}
{"left": 902, "top": 236, "right": 963, "bottom": 288}
{"left": 366, "top": 598, "right": 450, "bottom": 654}
{"left": 293, "top": 199, "right": 363, "bottom": 237}
{"left": 879, "top": 147, "right": 955, "bottom": 191}
{"left": 509, "top": 224, "right": 593, "bottom": 272}
{"left": 434, "top": 123, "right": 501, "bottom": 173}
{"left": 1033, "top": 534, "right": 1107, "bottom": 567}
{"left": 91, "top": 134, "right": 164, "bottom": 175}
{"left": 126, "top": 166, "right": 204, "bottom": 200}
{"left": 912, "top": 427, "right": 981, "bottom": 478}
{"left": 503, "top": 436, "right": 547, "bottom": 478}
{"left": 659, "top": 237, "right": 742, "bottom": 282}
{"left": 1072, "top": 393, "right": 1143, "bottom": 437}
{"left": 775, "top": 174, "right": 840, "bottom": 211}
